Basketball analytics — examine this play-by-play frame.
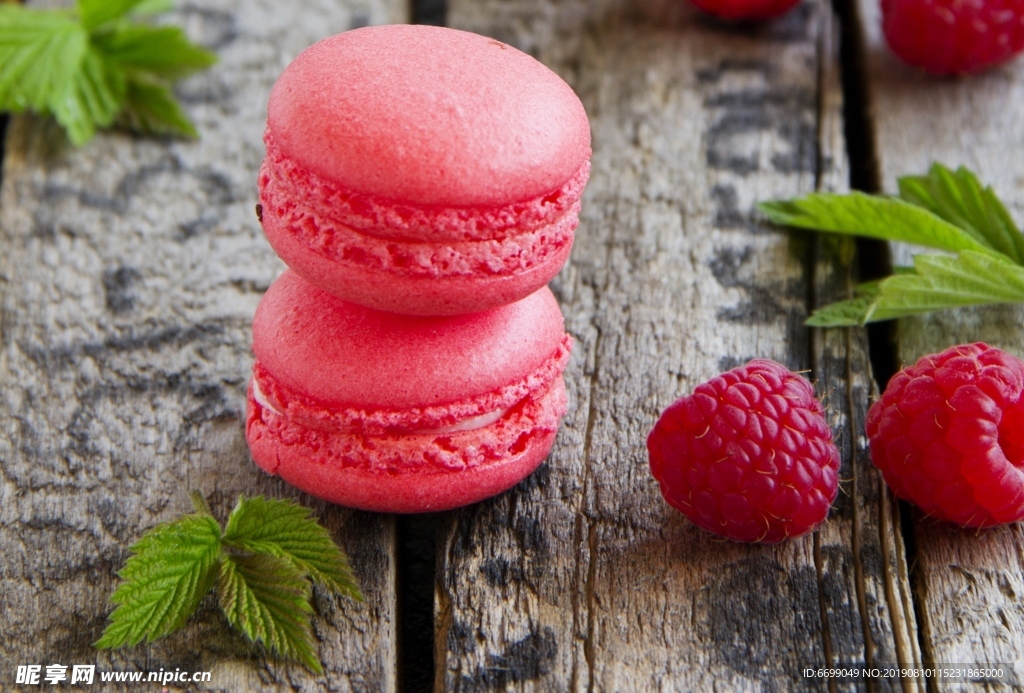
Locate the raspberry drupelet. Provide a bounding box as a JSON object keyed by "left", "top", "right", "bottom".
{"left": 647, "top": 359, "right": 840, "bottom": 543}
{"left": 866, "top": 342, "right": 1024, "bottom": 527}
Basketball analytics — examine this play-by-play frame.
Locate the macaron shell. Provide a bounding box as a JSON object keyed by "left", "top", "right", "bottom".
{"left": 261, "top": 208, "right": 574, "bottom": 315}
{"left": 267, "top": 25, "right": 591, "bottom": 208}
{"left": 252, "top": 270, "right": 567, "bottom": 409}
{"left": 246, "top": 376, "right": 567, "bottom": 513}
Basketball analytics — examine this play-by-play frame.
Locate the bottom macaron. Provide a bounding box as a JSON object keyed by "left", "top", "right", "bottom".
{"left": 245, "top": 270, "right": 572, "bottom": 513}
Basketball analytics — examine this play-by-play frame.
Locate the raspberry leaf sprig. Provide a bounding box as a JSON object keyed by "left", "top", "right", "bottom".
{"left": 95, "top": 493, "right": 361, "bottom": 673}
{"left": 0, "top": 0, "right": 216, "bottom": 145}
{"left": 760, "top": 164, "right": 1024, "bottom": 326}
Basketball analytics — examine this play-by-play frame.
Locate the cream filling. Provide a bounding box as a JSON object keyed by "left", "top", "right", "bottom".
{"left": 252, "top": 378, "right": 283, "bottom": 416}
{"left": 254, "top": 377, "right": 507, "bottom": 434}
{"left": 413, "top": 408, "right": 508, "bottom": 435}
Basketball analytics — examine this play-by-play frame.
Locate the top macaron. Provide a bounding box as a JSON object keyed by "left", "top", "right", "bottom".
{"left": 259, "top": 24, "right": 591, "bottom": 315}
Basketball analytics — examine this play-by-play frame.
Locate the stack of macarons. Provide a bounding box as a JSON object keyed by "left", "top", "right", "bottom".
{"left": 246, "top": 24, "right": 591, "bottom": 513}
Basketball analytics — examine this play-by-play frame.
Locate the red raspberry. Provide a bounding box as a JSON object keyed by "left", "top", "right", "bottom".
{"left": 647, "top": 359, "right": 840, "bottom": 543}
{"left": 689, "top": 0, "right": 801, "bottom": 20}
{"left": 866, "top": 343, "right": 1024, "bottom": 527}
{"left": 882, "top": 0, "right": 1024, "bottom": 74}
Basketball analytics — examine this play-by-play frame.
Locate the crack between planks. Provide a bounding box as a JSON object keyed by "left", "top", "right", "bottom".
{"left": 846, "top": 325, "right": 879, "bottom": 693}
{"left": 411, "top": 0, "right": 445, "bottom": 26}
{"left": 577, "top": 327, "right": 603, "bottom": 693}
{"left": 811, "top": 14, "right": 837, "bottom": 692}
{"left": 398, "top": 513, "right": 438, "bottom": 693}
{"left": 813, "top": 530, "right": 839, "bottom": 693}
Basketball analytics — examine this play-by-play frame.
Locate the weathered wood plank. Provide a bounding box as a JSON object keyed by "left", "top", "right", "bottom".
{"left": 856, "top": 0, "right": 1024, "bottom": 685}
{"left": 0, "top": 0, "right": 405, "bottom": 690}
{"left": 437, "top": 0, "right": 914, "bottom": 689}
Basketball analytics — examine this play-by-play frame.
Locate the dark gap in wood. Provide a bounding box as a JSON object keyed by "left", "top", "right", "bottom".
{"left": 397, "top": 513, "right": 439, "bottom": 693}
{"left": 807, "top": 18, "right": 844, "bottom": 683}
{"left": 412, "top": 0, "right": 446, "bottom": 26}
{"left": 812, "top": 532, "right": 839, "bottom": 693}
{"left": 844, "top": 326, "right": 878, "bottom": 687}
{"left": 830, "top": 0, "right": 896, "bottom": 391}
{"left": 832, "top": 0, "right": 879, "bottom": 194}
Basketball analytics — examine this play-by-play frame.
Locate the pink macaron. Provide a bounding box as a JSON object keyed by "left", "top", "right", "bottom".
{"left": 246, "top": 270, "right": 572, "bottom": 513}
{"left": 258, "top": 24, "right": 591, "bottom": 316}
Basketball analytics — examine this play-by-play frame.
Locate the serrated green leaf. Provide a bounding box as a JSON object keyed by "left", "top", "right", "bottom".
{"left": 119, "top": 79, "right": 196, "bottom": 137}
{"left": 190, "top": 490, "right": 212, "bottom": 515}
{"left": 218, "top": 553, "right": 321, "bottom": 673}
{"left": 807, "top": 282, "right": 882, "bottom": 327}
{"left": 78, "top": 0, "right": 149, "bottom": 30}
{"left": 809, "top": 250, "right": 1024, "bottom": 325}
{"left": 0, "top": 7, "right": 87, "bottom": 114}
{"left": 759, "top": 193, "right": 1006, "bottom": 259}
{"left": 867, "top": 250, "right": 1024, "bottom": 321}
{"left": 95, "top": 514, "right": 221, "bottom": 649}
{"left": 899, "top": 163, "right": 1024, "bottom": 265}
{"left": 224, "top": 496, "right": 361, "bottom": 602}
{"left": 95, "top": 25, "right": 216, "bottom": 80}
{"left": 806, "top": 295, "right": 876, "bottom": 327}
{"left": 0, "top": 1, "right": 215, "bottom": 146}
{"left": 51, "top": 45, "right": 125, "bottom": 145}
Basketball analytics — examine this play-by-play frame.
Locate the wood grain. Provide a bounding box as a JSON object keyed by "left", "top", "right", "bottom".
{"left": 0, "top": 0, "right": 404, "bottom": 690}
{"left": 856, "top": 0, "right": 1024, "bottom": 688}
{"left": 437, "top": 0, "right": 916, "bottom": 689}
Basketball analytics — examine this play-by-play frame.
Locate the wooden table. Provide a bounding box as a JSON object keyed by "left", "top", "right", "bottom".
{"left": 1, "top": 0, "right": 1022, "bottom": 689}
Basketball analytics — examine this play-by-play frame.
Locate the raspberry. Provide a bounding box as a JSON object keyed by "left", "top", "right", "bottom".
{"left": 647, "top": 359, "right": 840, "bottom": 543}
{"left": 882, "top": 0, "right": 1024, "bottom": 74}
{"left": 866, "top": 342, "right": 1024, "bottom": 527}
{"left": 688, "top": 0, "right": 801, "bottom": 21}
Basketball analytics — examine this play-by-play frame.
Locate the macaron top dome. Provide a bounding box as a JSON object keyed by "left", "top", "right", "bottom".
{"left": 253, "top": 271, "right": 567, "bottom": 409}
{"left": 266, "top": 24, "right": 591, "bottom": 208}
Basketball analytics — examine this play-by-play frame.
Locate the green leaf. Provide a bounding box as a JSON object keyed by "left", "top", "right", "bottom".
{"left": 51, "top": 45, "right": 125, "bottom": 145}
{"left": 96, "top": 493, "right": 357, "bottom": 674}
{"left": 95, "top": 514, "right": 222, "bottom": 648}
{"left": 807, "top": 282, "right": 882, "bottom": 327}
{"left": 131, "top": 0, "right": 175, "bottom": 15}
{"left": 0, "top": 6, "right": 87, "bottom": 114}
{"left": 759, "top": 192, "right": 1006, "bottom": 258}
{"left": 119, "top": 79, "right": 197, "bottom": 138}
{"left": 78, "top": 0, "right": 149, "bottom": 30}
{"left": 869, "top": 250, "right": 1024, "bottom": 321}
{"left": 808, "top": 250, "right": 1024, "bottom": 325}
{"left": 898, "top": 164, "right": 1024, "bottom": 265}
{"left": 190, "top": 490, "right": 213, "bottom": 515}
{"left": 95, "top": 25, "right": 217, "bottom": 80}
{"left": 0, "top": 0, "right": 215, "bottom": 145}
{"left": 224, "top": 496, "right": 361, "bottom": 601}
{"left": 218, "top": 553, "right": 321, "bottom": 673}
